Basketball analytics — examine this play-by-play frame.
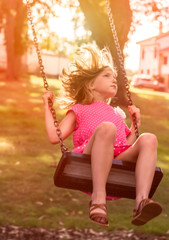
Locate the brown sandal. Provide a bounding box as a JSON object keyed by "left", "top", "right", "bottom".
{"left": 89, "top": 201, "right": 109, "bottom": 227}
{"left": 131, "top": 198, "right": 162, "bottom": 226}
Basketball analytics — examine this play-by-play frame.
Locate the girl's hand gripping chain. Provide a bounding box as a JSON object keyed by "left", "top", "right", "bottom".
{"left": 128, "top": 105, "right": 141, "bottom": 129}
{"left": 43, "top": 90, "right": 54, "bottom": 107}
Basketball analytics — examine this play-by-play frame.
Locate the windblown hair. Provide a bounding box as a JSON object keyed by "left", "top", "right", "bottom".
{"left": 59, "top": 44, "right": 117, "bottom": 108}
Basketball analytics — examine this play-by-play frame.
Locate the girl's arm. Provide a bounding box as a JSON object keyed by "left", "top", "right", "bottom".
{"left": 126, "top": 105, "right": 141, "bottom": 145}
{"left": 43, "top": 91, "right": 76, "bottom": 144}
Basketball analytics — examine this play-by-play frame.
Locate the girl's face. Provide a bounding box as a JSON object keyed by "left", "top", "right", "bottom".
{"left": 89, "top": 67, "right": 117, "bottom": 101}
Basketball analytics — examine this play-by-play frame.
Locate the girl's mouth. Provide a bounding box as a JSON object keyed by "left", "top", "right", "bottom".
{"left": 111, "top": 84, "right": 117, "bottom": 88}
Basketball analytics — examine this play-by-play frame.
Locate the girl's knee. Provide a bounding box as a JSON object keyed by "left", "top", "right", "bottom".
{"left": 138, "top": 133, "right": 158, "bottom": 149}
{"left": 96, "top": 122, "right": 117, "bottom": 140}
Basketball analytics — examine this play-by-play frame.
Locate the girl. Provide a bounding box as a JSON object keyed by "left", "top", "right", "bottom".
{"left": 43, "top": 45, "right": 162, "bottom": 227}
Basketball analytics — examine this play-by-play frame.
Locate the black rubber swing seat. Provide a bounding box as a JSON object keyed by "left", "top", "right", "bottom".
{"left": 54, "top": 152, "right": 163, "bottom": 199}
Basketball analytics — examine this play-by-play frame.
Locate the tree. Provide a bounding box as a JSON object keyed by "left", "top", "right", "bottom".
{"left": 0, "top": 0, "right": 58, "bottom": 81}
{"left": 0, "top": 0, "right": 28, "bottom": 80}
{"left": 131, "top": 0, "right": 169, "bottom": 26}
{"left": 4, "top": 0, "right": 28, "bottom": 81}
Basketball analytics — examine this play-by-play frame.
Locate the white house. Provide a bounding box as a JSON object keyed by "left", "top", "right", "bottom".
{"left": 0, "top": 30, "right": 69, "bottom": 77}
{"left": 23, "top": 46, "right": 69, "bottom": 77}
{"left": 137, "top": 31, "right": 169, "bottom": 90}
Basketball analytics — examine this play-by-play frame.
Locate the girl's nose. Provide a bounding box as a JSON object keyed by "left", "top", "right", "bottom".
{"left": 112, "top": 79, "right": 117, "bottom": 84}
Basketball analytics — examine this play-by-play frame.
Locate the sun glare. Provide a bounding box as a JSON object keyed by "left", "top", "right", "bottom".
{"left": 48, "top": 2, "right": 87, "bottom": 40}
{"left": 0, "top": 139, "right": 15, "bottom": 153}
{"left": 29, "top": 0, "right": 169, "bottom": 72}
{"left": 49, "top": 6, "right": 74, "bottom": 39}
{"left": 48, "top": 3, "right": 165, "bottom": 71}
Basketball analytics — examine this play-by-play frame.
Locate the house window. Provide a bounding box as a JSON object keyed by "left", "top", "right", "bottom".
{"left": 147, "top": 69, "right": 150, "bottom": 74}
{"left": 142, "top": 49, "right": 145, "bottom": 60}
{"left": 154, "top": 48, "right": 157, "bottom": 58}
{"left": 163, "top": 56, "right": 168, "bottom": 65}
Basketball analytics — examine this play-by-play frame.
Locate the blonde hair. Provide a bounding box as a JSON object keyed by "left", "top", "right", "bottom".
{"left": 59, "top": 44, "right": 117, "bottom": 108}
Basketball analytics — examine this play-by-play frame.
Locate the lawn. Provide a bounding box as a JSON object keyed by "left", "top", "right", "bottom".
{"left": 0, "top": 73, "right": 169, "bottom": 235}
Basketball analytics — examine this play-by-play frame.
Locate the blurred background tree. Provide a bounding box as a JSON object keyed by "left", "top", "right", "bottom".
{"left": 131, "top": 0, "right": 169, "bottom": 29}
{"left": 0, "top": 0, "right": 58, "bottom": 81}
{"left": 0, "top": 0, "right": 28, "bottom": 81}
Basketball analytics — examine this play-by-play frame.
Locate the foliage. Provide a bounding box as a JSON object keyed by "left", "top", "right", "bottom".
{"left": 40, "top": 33, "right": 67, "bottom": 55}
{"left": 129, "top": 0, "right": 169, "bottom": 35}
{"left": 30, "top": 0, "right": 59, "bottom": 29}
{"left": 131, "top": 0, "right": 169, "bottom": 22}
{"left": 39, "top": 1, "right": 92, "bottom": 55}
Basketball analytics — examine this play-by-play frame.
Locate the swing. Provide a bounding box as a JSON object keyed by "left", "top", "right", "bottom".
{"left": 26, "top": 0, "right": 163, "bottom": 199}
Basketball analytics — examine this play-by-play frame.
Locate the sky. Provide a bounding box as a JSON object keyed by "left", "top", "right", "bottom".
{"left": 124, "top": 21, "right": 160, "bottom": 71}
{"left": 48, "top": 2, "right": 168, "bottom": 72}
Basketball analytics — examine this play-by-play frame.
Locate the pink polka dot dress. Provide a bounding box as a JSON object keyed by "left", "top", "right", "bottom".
{"left": 67, "top": 101, "right": 132, "bottom": 201}
{"left": 67, "top": 101, "right": 131, "bottom": 156}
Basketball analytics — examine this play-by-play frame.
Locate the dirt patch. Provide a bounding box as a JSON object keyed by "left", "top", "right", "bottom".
{"left": 0, "top": 225, "right": 169, "bottom": 240}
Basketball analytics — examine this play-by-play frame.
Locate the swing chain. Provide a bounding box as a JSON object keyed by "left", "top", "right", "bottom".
{"left": 105, "top": 0, "right": 139, "bottom": 138}
{"left": 26, "top": 0, "right": 68, "bottom": 154}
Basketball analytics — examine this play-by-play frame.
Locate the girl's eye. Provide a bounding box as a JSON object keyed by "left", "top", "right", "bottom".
{"left": 104, "top": 74, "right": 110, "bottom": 77}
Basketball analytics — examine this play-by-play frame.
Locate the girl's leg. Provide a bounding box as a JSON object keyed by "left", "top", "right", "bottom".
{"left": 84, "top": 122, "right": 117, "bottom": 224}
{"left": 115, "top": 133, "right": 158, "bottom": 210}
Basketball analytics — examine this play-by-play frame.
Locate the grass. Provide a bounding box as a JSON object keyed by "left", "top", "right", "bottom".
{"left": 0, "top": 73, "right": 169, "bottom": 234}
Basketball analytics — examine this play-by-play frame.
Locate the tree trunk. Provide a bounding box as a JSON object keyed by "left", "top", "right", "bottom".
{"left": 78, "top": 0, "right": 132, "bottom": 106}
{"left": 5, "top": 0, "right": 17, "bottom": 81}
{"left": 5, "top": 0, "right": 25, "bottom": 81}
{"left": 14, "top": 0, "right": 25, "bottom": 79}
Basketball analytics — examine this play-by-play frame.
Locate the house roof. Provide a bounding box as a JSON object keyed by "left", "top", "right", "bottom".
{"left": 137, "top": 31, "right": 169, "bottom": 44}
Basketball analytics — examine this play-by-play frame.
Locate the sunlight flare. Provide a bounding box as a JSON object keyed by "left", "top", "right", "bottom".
{"left": 0, "top": 139, "right": 15, "bottom": 153}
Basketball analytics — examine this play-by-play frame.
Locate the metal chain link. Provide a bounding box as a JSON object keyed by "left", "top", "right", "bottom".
{"left": 105, "top": 0, "right": 139, "bottom": 138}
{"left": 26, "top": 0, "right": 68, "bottom": 154}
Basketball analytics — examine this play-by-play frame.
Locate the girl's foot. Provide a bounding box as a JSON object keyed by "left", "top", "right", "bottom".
{"left": 131, "top": 198, "right": 162, "bottom": 226}
{"left": 89, "top": 201, "right": 109, "bottom": 227}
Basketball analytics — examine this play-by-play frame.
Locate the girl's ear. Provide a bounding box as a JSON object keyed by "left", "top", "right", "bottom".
{"left": 88, "top": 80, "right": 95, "bottom": 90}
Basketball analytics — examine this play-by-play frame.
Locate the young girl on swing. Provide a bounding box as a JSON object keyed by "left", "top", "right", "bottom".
{"left": 43, "top": 45, "right": 162, "bottom": 227}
